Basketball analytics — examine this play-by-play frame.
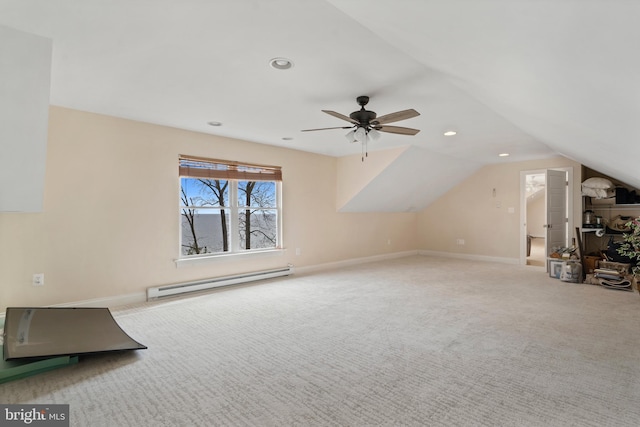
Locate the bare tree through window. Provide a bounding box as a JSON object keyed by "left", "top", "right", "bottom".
{"left": 197, "top": 179, "right": 229, "bottom": 252}
{"left": 180, "top": 187, "right": 206, "bottom": 255}
{"left": 238, "top": 180, "right": 277, "bottom": 250}
{"left": 180, "top": 175, "right": 278, "bottom": 256}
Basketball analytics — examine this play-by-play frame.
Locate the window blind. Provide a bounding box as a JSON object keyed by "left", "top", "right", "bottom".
{"left": 179, "top": 155, "right": 282, "bottom": 182}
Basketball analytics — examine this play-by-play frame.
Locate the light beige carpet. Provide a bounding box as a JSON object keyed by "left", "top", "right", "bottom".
{"left": 2, "top": 255, "right": 640, "bottom": 426}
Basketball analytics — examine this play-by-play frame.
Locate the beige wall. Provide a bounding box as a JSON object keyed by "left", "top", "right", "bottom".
{"left": 417, "top": 157, "right": 582, "bottom": 261}
{"left": 0, "top": 107, "right": 419, "bottom": 311}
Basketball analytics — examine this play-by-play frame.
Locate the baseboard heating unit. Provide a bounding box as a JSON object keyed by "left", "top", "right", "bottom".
{"left": 147, "top": 266, "right": 294, "bottom": 300}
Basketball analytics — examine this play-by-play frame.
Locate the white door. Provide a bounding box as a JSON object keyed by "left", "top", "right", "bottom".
{"left": 545, "top": 169, "right": 568, "bottom": 257}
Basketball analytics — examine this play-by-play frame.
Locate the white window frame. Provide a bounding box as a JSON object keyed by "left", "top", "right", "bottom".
{"left": 176, "top": 156, "right": 283, "bottom": 266}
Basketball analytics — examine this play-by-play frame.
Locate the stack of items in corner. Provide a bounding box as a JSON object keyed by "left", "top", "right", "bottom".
{"left": 594, "top": 267, "right": 632, "bottom": 291}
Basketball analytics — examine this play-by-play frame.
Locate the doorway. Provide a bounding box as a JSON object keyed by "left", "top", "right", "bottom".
{"left": 524, "top": 172, "right": 547, "bottom": 266}
{"left": 520, "top": 168, "right": 574, "bottom": 268}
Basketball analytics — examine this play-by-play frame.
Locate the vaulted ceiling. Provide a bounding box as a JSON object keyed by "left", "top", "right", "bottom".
{"left": 1, "top": 1, "right": 637, "bottom": 211}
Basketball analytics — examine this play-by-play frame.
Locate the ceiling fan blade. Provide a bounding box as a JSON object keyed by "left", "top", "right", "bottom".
{"left": 301, "top": 126, "right": 354, "bottom": 132}
{"left": 377, "top": 125, "right": 421, "bottom": 136}
{"left": 373, "top": 109, "right": 420, "bottom": 125}
{"left": 322, "top": 110, "right": 359, "bottom": 124}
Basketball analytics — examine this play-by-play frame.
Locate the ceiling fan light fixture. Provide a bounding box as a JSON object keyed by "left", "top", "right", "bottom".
{"left": 354, "top": 127, "right": 367, "bottom": 142}
{"left": 269, "top": 57, "right": 294, "bottom": 70}
{"left": 345, "top": 129, "right": 356, "bottom": 143}
{"left": 368, "top": 128, "right": 381, "bottom": 141}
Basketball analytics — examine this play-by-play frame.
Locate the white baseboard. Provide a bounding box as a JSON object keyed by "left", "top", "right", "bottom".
{"left": 295, "top": 250, "right": 420, "bottom": 275}
{"left": 418, "top": 250, "right": 520, "bottom": 265}
{"left": 0, "top": 293, "right": 147, "bottom": 323}
{"left": 50, "top": 292, "right": 147, "bottom": 309}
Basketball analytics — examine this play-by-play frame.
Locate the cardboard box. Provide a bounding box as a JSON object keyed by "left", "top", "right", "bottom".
{"left": 584, "top": 256, "right": 601, "bottom": 273}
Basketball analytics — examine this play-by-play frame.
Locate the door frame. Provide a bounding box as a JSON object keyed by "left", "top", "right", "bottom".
{"left": 520, "top": 167, "right": 574, "bottom": 266}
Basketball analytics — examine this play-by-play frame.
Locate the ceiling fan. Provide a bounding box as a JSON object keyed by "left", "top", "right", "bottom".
{"left": 301, "top": 95, "right": 420, "bottom": 139}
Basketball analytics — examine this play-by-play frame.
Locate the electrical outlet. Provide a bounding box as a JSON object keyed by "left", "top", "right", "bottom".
{"left": 295, "top": 248, "right": 301, "bottom": 256}
{"left": 33, "top": 273, "right": 44, "bottom": 287}
{"left": 456, "top": 238, "right": 465, "bottom": 245}
{"left": 387, "top": 239, "right": 391, "bottom": 245}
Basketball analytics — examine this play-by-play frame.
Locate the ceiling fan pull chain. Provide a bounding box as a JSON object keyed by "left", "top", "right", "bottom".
{"left": 361, "top": 135, "right": 369, "bottom": 162}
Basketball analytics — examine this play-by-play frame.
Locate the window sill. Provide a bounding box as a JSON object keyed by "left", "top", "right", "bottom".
{"left": 175, "top": 248, "right": 286, "bottom": 268}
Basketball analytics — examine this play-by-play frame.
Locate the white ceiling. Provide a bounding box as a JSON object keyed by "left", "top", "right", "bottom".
{"left": 1, "top": 0, "right": 638, "bottom": 210}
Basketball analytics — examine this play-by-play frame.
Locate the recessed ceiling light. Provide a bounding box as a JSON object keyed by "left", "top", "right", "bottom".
{"left": 443, "top": 131, "right": 457, "bottom": 136}
{"left": 269, "top": 57, "right": 294, "bottom": 70}
{"left": 499, "top": 153, "right": 510, "bottom": 157}
{"left": 207, "top": 121, "right": 222, "bottom": 127}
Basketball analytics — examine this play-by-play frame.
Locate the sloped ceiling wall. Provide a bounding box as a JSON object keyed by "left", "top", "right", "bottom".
{"left": 0, "top": 25, "right": 51, "bottom": 212}
{"left": 338, "top": 146, "right": 482, "bottom": 212}
{"left": 328, "top": 0, "right": 640, "bottom": 191}
{"left": 2, "top": 1, "right": 638, "bottom": 212}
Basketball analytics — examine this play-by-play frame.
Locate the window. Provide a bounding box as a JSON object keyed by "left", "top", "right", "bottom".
{"left": 179, "top": 156, "right": 282, "bottom": 257}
